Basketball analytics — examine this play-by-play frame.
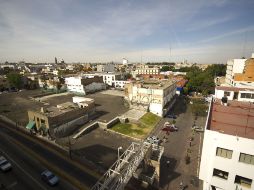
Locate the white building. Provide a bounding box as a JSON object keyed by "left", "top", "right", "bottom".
{"left": 65, "top": 76, "right": 105, "bottom": 94}
{"left": 225, "top": 59, "right": 247, "bottom": 86}
{"left": 214, "top": 86, "right": 254, "bottom": 103}
{"left": 125, "top": 80, "right": 176, "bottom": 116}
{"left": 199, "top": 98, "right": 254, "bottom": 190}
{"left": 134, "top": 65, "right": 160, "bottom": 76}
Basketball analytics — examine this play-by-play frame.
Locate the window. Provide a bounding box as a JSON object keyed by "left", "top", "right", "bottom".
{"left": 234, "top": 175, "right": 252, "bottom": 188}
{"left": 216, "top": 147, "right": 233, "bottom": 159}
{"left": 239, "top": 153, "right": 254, "bottom": 165}
{"left": 224, "top": 91, "right": 230, "bottom": 96}
{"left": 213, "top": 169, "right": 229, "bottom": 180}
{"left": 241, "top": 93, "right": 252, "bottom": 99}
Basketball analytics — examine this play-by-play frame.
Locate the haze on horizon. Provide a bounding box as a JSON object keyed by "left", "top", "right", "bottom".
{"left": 0, "top": 0, "right": 254, "bottom": 64}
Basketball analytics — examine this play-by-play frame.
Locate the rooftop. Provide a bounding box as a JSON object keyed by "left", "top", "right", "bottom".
{"left": 134, "top": 79, "right": 175, "bottom": 90}
{"left": 207, "top": 99, "right": 254, "bottom": 139}
{"left": 216, "top": 86, "right": 254, "bottom": 92}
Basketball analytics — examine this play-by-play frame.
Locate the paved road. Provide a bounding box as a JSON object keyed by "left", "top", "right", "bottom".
{"left": 0, "top": 130, "right": 76, "bottom": 190}
{"left": 151, "top": 95, "right": 205, "bottom": 190}
{"left": 0, "top": 121, "right": 98, "bottom": 190}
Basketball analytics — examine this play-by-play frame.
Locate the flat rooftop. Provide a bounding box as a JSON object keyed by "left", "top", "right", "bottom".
{"left": 208, "top": 99, "right": 254, "bottom": 139}
{"left": 216, "top": 86, "right": 254, "bottom": 92}
{"left": 135, "top": 79, "right": 175, "bottom": 89}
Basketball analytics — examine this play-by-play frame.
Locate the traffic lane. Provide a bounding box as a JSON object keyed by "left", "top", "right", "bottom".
{"left": 0, "top": 134, "right": 46, "bottom": 190}
{"left": 0, "top": 131, "right": 77, "bottom": 190}
{"left": 0, "top": 122, "right": 97, "bottom": 188}
{"left": 0, "top": 127, "right": 76, "bottom": 190}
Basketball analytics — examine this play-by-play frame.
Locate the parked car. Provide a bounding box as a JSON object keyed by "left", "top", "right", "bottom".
{"left": 169, "top": 125, "right": 178, "bottom": 132}
{"left": 41, "top": 170, "right": 59, "bottom": 186}
{"left": 192, "top": 125, "right": 204, "bottom": 132}
{"left": 166, "top": 114, "right": 177, "bottom": 119}
{"left": 162, "top": 124, "right": 178, "bottom": 132}
{"left": 0, "top": 156, "right": 12, "bottom": 172}
{"left": 146, "top": 136, "right": 160, "bottom": 145}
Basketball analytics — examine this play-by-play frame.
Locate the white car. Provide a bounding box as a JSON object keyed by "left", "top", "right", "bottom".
{"left": 0, "top": 156, "right": 12, "bottom": 172}
{"left": 41, "top": 170, "right": 59, "bottom": 186}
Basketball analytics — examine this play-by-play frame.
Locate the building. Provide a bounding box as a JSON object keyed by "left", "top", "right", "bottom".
{"left": 65, "top": 75, "right": 106, "bottom": 94}
{"left": 214, "top": 86, "right": 254, "bottom": 103}
{"left": 82, "top": 72, "right": 128, "bottom": 89}
{"left": 27, "top": 97, "right": 95, "bottom": 135}
{"left": 234, "top": 56, "right": 254, "bottom": 88}
{"left": 225, "top": 58, "right": 247, "bottom": 86}
{"left": 125, "top": 79, "right": 176, "bottom": 116}
{"left": 97, "top": 63, "right": 115, "bottom": 73}
{"left": 199, "top": 97, "right": 254, "bottom": 190}
{"left": 133, "top": 65, "right": 160, "bottom": 77}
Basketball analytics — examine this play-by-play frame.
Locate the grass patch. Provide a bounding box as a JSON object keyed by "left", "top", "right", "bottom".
{"left": 139, "top": 112, "right": 161, "bottom": 128}
{"left": 111, "top": 112, "right": 161, "bottom": 139}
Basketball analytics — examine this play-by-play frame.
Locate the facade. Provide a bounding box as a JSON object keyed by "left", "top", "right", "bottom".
{"left": 199, "top": 98, "right": 254, "bottom": 190}
{"left": 214, "top": 86, "right": 254, "bottom": 103}
{"left": 97, "top": 63, "right": 115, "bottom": 73}
{"left": 27, "top": 97, "right": 95, "bottom": 132}
{"left": 225, "top": 58, "right": 247, "bottom": 86}
{"left": 65, "top": 76, "right": 105, "bottom": 94}
{"left": 234, "top": 57, "right": 254, "bottom": 88}
{"left": 125, "top": 80, "right": 176, "bottom": 116}
{"left": 134, "top": 65, "right": 160, "bottom": 75}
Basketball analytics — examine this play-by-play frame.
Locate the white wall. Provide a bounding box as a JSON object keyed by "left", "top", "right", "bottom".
{"left": 199, "top": 129, "right": 254, "bottom": 190}
{"left": 214, "top": 89, "right": 234, "bottom": 100}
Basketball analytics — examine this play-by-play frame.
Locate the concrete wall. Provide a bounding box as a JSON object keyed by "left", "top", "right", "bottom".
{"left": 199, "top": 129, "right": 254, "bottom": 190}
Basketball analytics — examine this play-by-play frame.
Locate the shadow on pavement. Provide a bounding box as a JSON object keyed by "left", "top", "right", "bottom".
{"left": 160, "top": 155, "right": 181, "bottom": 188}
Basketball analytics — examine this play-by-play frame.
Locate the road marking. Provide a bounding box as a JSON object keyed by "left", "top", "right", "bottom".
{"left": 0, "top": 150, "right": 47, "bottom": 190}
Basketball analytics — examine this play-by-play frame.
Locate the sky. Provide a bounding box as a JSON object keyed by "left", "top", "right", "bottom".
{"left": 0, "top": 0, "right": 254, "bottom": 64}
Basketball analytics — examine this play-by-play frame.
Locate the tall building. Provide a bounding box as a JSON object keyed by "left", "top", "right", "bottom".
{"left": 55, "top": 57, "right": 58, "bottom": 64}
{"left": 199, "top": 96, "right": 254, "bottom": 190}
{"left": 225, "top": 58, "right": 246, "bottom": 86}
{"left": 225, "top": 53, "right": 254, "bottom": 89}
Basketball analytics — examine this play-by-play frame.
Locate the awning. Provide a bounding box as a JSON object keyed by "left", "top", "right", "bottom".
{"left": 26, "top": 121, "right": 35, "bottom": 129}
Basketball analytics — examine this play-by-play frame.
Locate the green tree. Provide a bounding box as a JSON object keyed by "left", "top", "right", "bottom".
{"left": 7, "top": 72, "right": 22, "bottom": 89}
{"left": 161, "top": 66, "right": 170, "bottom": 71}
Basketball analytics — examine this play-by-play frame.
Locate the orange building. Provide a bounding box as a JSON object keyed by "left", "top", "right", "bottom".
{"left": 234, "top": 58, "right": 254, "bottom": 83}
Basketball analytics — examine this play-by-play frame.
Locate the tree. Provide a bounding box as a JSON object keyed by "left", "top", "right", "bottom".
{"left": 6, "top": 72, "right": 22, "bottom": 89}
{"left": 161, "top": 66, "right": 170, "bottom": 72}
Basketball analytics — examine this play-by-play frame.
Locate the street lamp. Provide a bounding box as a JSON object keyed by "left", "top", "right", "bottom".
{"left": 118, "top": 146, "right": 122, "bottom": 159}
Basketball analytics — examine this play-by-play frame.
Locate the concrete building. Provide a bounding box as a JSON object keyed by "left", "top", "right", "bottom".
{"left": 214, "top": 86, "right": 254, "bottom": 103}
{"left": 133, "top": 65, "right": 160, "bottom": 77}
{"left": 225, "top": 58, "right": 247, "bottom": 86}
{"left": 199, "top": 98, "right": 254, "bottom": 190}
{"left": 27, "top": 97, "right": 95, "bottom": 136}
{"left": 82, "top": 73, "right": 128, "bottom": 89}
{"left": 97, "top": 63, "right": 115, "bottom": 73}
{"left": 234, "top": 56, "right": 254, "bottom": 88}
{"left": 125, "top": 80, "right": 176, "bottom": 116}
{"left": 65, "top": 75, "right": 106, "bottom": 94}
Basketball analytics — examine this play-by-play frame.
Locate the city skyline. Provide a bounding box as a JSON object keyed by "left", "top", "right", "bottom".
{"left": 0, "top": 0, "right": 254, "bottom": 63}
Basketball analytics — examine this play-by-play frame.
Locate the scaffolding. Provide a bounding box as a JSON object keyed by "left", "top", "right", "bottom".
{"left": 91, "top": 141, "right": 151, "bottom": 190}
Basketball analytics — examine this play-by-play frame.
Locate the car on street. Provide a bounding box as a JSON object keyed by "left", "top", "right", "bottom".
{"left": 166, "top": 114, "right": 177, "bottom": 119}
{"left": 41, "top": 170, "right": 59, "bottom": 186}
{"left": 162, "top": 123, "right": 178, "bottom": 132}
{"left": 0, "top": 156, "right": 12, "bottom": 172}
{"left": 192, "top": 125, "right": 204, "bottom": 132}
{"left": 146, "top": 136, "right": 160, "bottom": 145}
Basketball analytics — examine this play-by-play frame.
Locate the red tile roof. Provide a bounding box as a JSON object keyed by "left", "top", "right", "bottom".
{"left": 216, "top": 86, "right": 254, "bottom": 92}
{"left": 208, "top": 99, "right": 254, "bottom": 139}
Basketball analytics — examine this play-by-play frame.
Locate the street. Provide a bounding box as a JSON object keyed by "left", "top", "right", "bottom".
{"left": 0, "top": 120, "right": 98, "bottom": 190}
{"left": 152, "top": 95, "right": 205, "bottom": 190}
